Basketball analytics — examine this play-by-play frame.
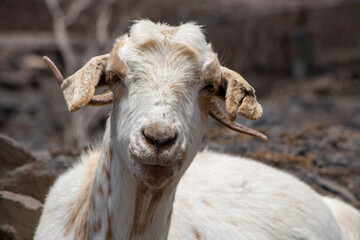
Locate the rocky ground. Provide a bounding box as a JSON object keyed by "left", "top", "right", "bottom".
{"left": 0, "top": 50, "right": 360, "bottom": 239}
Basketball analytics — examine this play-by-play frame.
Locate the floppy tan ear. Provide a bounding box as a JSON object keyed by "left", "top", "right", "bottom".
{"left": 202, "top": 55, "right": 266, "bottom": 140}
{"left": 43, "top": 55, "right": 113, "bottom": 112}
{"left": 61, "top": 54, "right": 109, "bottom": 111}
{"left": 221, "top": 66, "right": 263, "bottom": 121}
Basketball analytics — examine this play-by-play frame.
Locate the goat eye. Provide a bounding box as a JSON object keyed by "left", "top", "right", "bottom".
{"left": 203, "top": 84, "right": 215, "bottom": 93}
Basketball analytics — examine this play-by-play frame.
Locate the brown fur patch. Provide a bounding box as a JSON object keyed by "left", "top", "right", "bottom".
{"left": 129, "top": 184, "right": 164, "bottom": 238}
{"left": 93, "top": 217, "right": 102, "bottom": 233}
{"left": 137, "top": 39, "right": 198, "bottom": 63}
{"left": 193, "top": 227, "right": 202, "bottom": 240}
{"left": 138, "top": 39, "right": 159, "bottom": 52}
{"left": 106, "top": 213, "right": 113, "bottom": 240}
{"left": 107, "top": 40, "right": 129, "bottom": 82}
{"left": 64, "top": 169, "right": 94, "bottom": 238}
{"left": 97, "top": 183, "right": 104, "bottom": 196}
{"left": 172, "top": 43, "right": 198, "bottom": 62}
{"left": 108, "top": 185, "right": 112, "bottom": 197}
{"left": 161, "top": 27, "right": 179, "bottom": 37}
{"left": 104, "top": 145, "right": 112, "bottom": 182}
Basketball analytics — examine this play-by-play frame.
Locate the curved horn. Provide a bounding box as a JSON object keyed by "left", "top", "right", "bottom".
{"left": 88, "top": 91, "right": 113, "bottom": 106}
{"left": 43, "top": 56, "right": 64, "bottom": 85}
{"left": 43, "top": 56, "right": 113, "bottom": 107}
{"left": 209, "top": 100, "right": 268, "bottom": 141}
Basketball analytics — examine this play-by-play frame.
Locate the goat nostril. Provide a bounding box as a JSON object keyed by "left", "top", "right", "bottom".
{"left": 142, "top": 128, "right": 178, "bottom": 149}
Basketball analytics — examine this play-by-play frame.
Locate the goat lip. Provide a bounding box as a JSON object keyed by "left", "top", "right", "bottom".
{"left": 130, "top": 153, "right": 178, "bottom": 167}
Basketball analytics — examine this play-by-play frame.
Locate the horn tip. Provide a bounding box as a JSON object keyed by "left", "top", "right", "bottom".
{"left": 259, "top": 134, "right": 268, "bottom": 141}
{"left": 43, "top": 56, "right": 51, "bottom": 64}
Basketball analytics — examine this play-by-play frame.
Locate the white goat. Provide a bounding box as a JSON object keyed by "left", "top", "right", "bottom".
{"left": 35, "top": 20, "right": 360, "bottom": 240}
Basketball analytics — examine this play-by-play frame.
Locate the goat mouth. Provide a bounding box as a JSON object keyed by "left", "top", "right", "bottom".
{"left": 130, "top": 153, "right": 180, "bottom": 168}
{"left": 130, "top": 154, "right": 179, "bottom": 188}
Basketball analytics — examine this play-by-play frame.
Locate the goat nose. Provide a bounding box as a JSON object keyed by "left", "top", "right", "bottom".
{"left": 142, "top": 125, "right": 178, "bottom": 149}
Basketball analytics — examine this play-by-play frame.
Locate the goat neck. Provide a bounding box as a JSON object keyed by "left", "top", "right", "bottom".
{"left": 88, "top": 122, "right": 177, "bottom": 240}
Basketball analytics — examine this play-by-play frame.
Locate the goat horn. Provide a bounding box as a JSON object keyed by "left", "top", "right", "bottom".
{"left": 88, "top": 91, "right": 113, "bottom": 106}
{"left": 43, "top": 56, "right": 114, "bottom": 106}
{"left": 43, "top": 56, "right": 64, "bottom": 85}
{"left": 209, "top": 100, "right": 268, "bottom": 141}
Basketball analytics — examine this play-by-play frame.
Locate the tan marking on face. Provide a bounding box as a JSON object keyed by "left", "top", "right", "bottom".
{"left": 161, "top": 27, "right": 179, "bottom": 37}
{"left": 202, "top": 199, "right": 214, "bottom": 208}
{"left": 137, "top": 38, "right": 157, "bottom": 50}
{"left": 172, "top": 43, "right": 198, "bottom": 62}
{"left": 107, "top": 40, "right": 129, "bottom": 82}
{"left": 129, "top": 184, "right": 164, "bottom": 238}
{"left": 137, "top": 40, "right": 198, "bottom": 63}
{"left": 193, "top": 227, "right": 202, "bottom": 240}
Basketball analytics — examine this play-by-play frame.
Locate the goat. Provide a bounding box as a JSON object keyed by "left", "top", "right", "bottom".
{"left": 35, "top": 20, "right": 360, "bottom": 240}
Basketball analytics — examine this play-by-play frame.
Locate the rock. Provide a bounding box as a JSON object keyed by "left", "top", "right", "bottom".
{"left": 0, "top": 224, "right": 19, "bottom": 240}
{"left": 0, "top": 135, "right": 37, "bottom": 177}
{"left": 0, "top": 161, "right": 57, "bottom": 202}
{"left": 0, "top": 70, "right": 33, "bottom": 89}
{"left": 0, "top": 191, "right": 42, "bottom": 240}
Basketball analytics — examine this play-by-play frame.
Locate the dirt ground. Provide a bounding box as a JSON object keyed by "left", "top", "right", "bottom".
{"left": 0, "top": 49, "right": 360, "bottom": 211}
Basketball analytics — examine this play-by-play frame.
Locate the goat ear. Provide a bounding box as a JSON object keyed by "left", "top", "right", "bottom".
{"left": 220, "top": 67, "right": 263, "bottom": 121}
{"left": 61, "top": 54, "right": 109, "bottom": 112}
{"left": 206, "top": 61, "right": 267, "bottom": 140}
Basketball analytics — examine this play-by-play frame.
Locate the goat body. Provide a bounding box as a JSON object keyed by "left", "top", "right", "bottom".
{"left": 35, "top": 20, "right": 360, "bottom": 240}
{"left": 36, "top": 142, "right": 360, "bottom": 240}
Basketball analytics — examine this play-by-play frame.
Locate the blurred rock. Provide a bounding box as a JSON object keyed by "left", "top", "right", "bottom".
{"left": 0, "top": 191, "right": 42, "bottom": 240}
{"left": 0, "top": 224, "right": 19, "bottom": 240}
{"left": 0, "top": 70, "right": 32, "bottom": 89}
{"left": 0, "top": 161, "right": 56, "bottom": 202}
{"left": 21, "top": 54, "right": 46, "bottom": 70}
{"left": 0, "top": 135, "right": 37, "bottom": 177}
{"left": 0, "top": 135, "right": 76, "bottom": 239}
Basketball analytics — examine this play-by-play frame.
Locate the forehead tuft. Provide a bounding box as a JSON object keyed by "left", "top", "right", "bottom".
{"left": 124, "top": 20, "right": 210, "bottom": 63}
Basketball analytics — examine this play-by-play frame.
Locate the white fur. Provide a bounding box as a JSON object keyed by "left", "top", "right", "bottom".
{"left": 36, "top": 147, "right": 360, "bottom": 240}
{"left": 35, "top": 20, "right": 360, "bottom": 240}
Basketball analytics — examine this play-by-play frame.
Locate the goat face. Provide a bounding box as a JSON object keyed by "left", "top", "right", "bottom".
{"left": 45, "top": 20, "right": 266, "bottom": 189}
{"left": 108, "top": 35, "right": 220, "bottom": 188}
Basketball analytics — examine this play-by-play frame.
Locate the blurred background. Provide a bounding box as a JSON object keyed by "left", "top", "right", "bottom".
{"left": 0, "top": 0, "right": 360, "bottom": 239}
